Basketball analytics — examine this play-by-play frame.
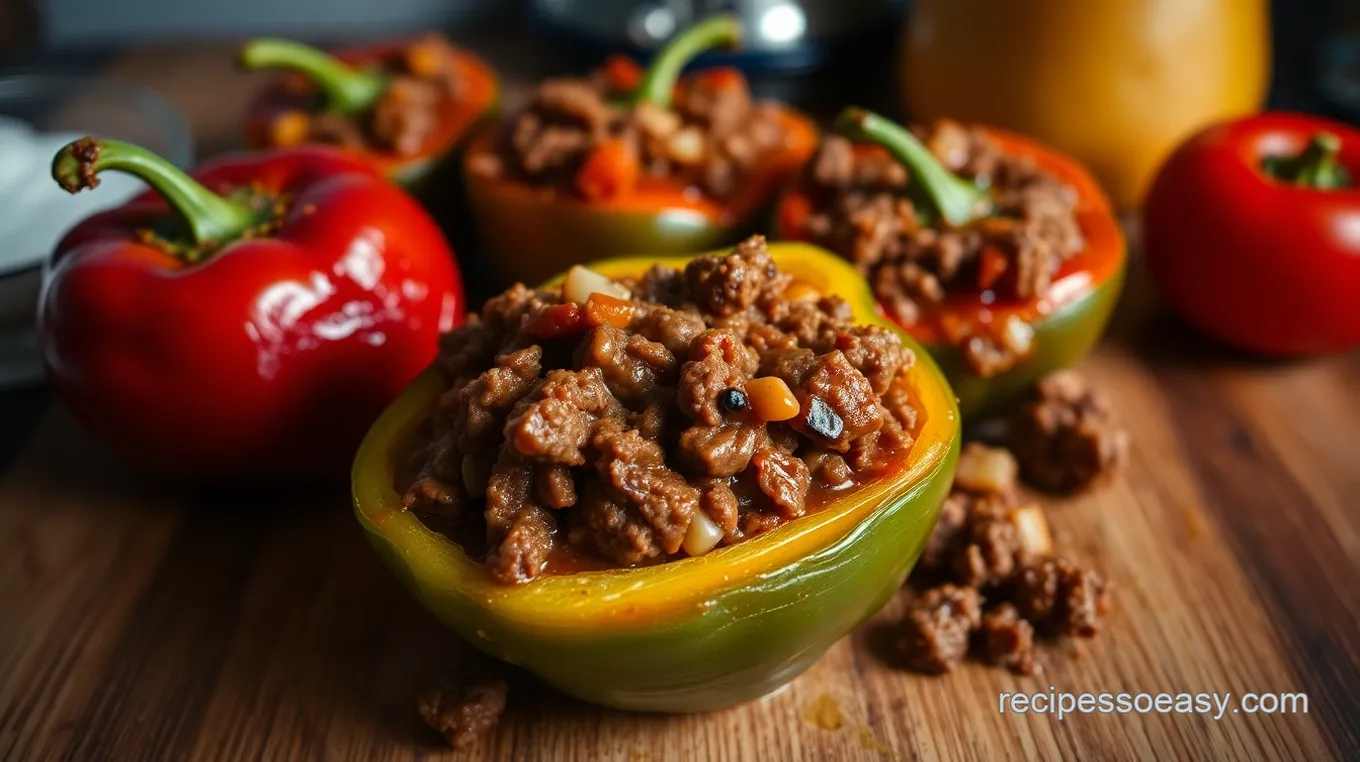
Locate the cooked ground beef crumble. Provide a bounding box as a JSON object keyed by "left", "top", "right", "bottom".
{"left": 897, "top": 584, "right": 983, "bottom": 674}
{"left": 1007, "top": 370, "right": 1129, "bottom": 493}
{"left": 270, "top": 34, "right": 467, "bottom": 157}
{"left": 401, "top": 236, "right": 920, "bottom": 584}
{"left": 467, "top": 59, "right": 790, "bottom": 201}
{"left": 900, "top": 439, "right": 1113, "bottom": 675}
{"left": 417, "top": 660, "right": 508, "bottom": 749}
{"left": 796, "top": 120, "right": 1085, "bottom": 376}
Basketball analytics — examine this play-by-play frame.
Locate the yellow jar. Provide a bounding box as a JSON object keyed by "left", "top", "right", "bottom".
{"left": 900, "top": 0, "right": 1270, "bottom": 208}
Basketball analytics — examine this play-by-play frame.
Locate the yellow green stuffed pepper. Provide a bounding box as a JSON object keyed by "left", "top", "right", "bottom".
{"left": 353, "top": 242, "right": 960, "bottom": 712}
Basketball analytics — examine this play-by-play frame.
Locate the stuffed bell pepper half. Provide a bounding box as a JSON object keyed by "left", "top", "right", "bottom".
{"left": 353, "top": 238, "right": 959, "bottom": 712}
{"left": 240, "top": 33, "right": 499, "bottom": 186}
{"left": 777, "top": 108, "right": 1125, "bottom": 418}
{"left": 463, "top": 15, "right": 818, "bottom": 283}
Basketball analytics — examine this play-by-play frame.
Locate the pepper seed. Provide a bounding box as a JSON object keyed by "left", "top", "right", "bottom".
{"left": 719, "top": 388, "right": 748, "bottom": 413}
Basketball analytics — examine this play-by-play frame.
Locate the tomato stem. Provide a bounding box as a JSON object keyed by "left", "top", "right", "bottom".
{"left": 239, "top": 38, "right": 385, "bottom": 115}
{"left": 1263, "top": 132, "right": 1351, "bottom": 190}
{"left": 834, "top": 107, "right": 991, "bottom": 227}
{"left": 52, "top": 137, "right": 257, "bottom": 248}
{"left": 631, "top": 14, "right": 743, "bottom": 108}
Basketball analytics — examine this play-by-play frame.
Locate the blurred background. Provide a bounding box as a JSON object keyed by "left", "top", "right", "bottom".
{"left": 0, "top": 0, "right": 1347, "bottom": 117}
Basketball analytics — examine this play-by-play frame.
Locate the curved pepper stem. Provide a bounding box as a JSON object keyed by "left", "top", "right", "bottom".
{"left": 240, "top": 38, "right": 385, "bottom": 115}
{"left": 53, "top": 137, "right": 257, "bottom": 247}
{"left": 631, "top": 14, "right": 743, "bottom": 108}
{"left": 834, "top": 107, "right": 990, "bottom": 227}
{"left": 1263, "top": 132, "right": 1351, "bottom": 190}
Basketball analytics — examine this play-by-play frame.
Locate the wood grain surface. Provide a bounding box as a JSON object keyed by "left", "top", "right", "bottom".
{"left": 3, "top": 42, "right": 1359, "bottom": 762}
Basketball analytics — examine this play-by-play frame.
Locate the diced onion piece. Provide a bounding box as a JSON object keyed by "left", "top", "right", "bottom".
{"left": 954, "top": 442, "right": 1017, "bottom": 495}
{"left": 270, "top": 110, "right": 311, "bottom": 147}
{"left": 461, "top": 456, "right": 489, "bottom": 498}
{"left": 1010, "top": 504, "right": 1053, "bottom": 557}
{"left": 926, "top": 119, "right": 971, "bottom": 171}
{"left": 634, "top": 102, "right": 681, "bottom": 140}
{"left": 746, "top": 376, "right": 800, "bottom": 422}
{"left": 667, "top": 127, "right": 707, "bottom": 166}
{"left": 683, "top": 510, "right": 724, "bottom": 556}
{"left": 999, "top": 315, "right": 1035, "bottom": 356}
{"left": 466, "top": 151, "right": 503, "bottom": 179}
{"left": 721, "top": 133, "right": 754, "bottom": 164}
{"left": 563, "top": 265, "right": 630, "bottom": 305}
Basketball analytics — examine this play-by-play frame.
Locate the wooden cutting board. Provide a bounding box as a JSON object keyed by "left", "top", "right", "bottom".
{"left": 2, "top": 42, "right": 1359, "bottom": 762}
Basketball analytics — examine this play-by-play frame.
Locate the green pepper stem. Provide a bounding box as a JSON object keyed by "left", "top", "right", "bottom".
{"left": 632, "top": 14, "right": 743, "bottom": 108}
{"left": 239, "top": 38, "right": 385, "bottom": 115}
{"left": 1263, "top": 132, "right": 1350, "bottom": 190}
{"left": 52, "top": 137, "right": 256, "bottom": 247}
{"left": 834, "top": 107, "right": 990, "bottom": 227}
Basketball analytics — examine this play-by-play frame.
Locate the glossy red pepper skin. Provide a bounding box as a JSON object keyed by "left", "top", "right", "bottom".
{"left": 39, "top": 148, "right": 463, "bottom": 479}
{"left": 1144, "top": 113, "right": 1360, "bottom": 357}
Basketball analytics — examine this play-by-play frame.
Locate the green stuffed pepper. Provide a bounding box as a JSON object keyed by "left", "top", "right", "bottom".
{"left": 463, "top": 15, "right": 818, "bottom": 285}
{"left": 777, "top": 108, "right": 1126, "bottom": 419}
{"left": 353, "top": 241, "right": 959, "bottom": 712}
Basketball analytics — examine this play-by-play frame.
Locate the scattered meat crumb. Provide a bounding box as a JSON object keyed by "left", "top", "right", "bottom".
{"left": 898, "top": 373, "right": 1124, "bottom": 676}
{"left": 980, "top": 603, "right": 1038, "bottom": 675}
{"left": 417, "top": 660, "right": 508, "bottom": 749}
{"left": 1013, "top": 556, "right": 1112, "bottom": 638}
{"left": 1007, "top": 370, "right": 1129, "bottom": 493}
{"left": 896, "top": 584, "right": 982, "bottom": 674}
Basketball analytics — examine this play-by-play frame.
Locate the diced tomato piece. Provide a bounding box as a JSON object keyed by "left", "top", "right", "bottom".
{"left": 938, "top": 313, "right": 970, "bottom": 345}
{"left": 522, "top": 303, "right": 588, "bottom": 340}
{"left": 690, "top": 66, "right": 744, "bottom": 91}
{"left": 601, "top": 54, "right": 643, "bottom": 93}
{"left": 978, "top": 245, "right": 1009, "bottom": 290}
{"left": 576, "top": 138, "right": 639, "bottom": 202}
{"left": 778, "top": 192, "right": 813, "bottom": 239}
{"left": 584, "top": 292, "right": 635, "bottom": 328}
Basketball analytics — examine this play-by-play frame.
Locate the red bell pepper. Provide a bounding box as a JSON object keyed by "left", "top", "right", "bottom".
{"left": 1144, "top": 113, "right": 1360, "bottom": 357}
{"left": 40, "top": 138, "right": 463, "bottom": 479}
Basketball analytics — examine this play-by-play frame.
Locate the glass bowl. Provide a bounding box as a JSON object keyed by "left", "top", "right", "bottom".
{"left": 0, "top": 73, "right": 193, "bottom": 390}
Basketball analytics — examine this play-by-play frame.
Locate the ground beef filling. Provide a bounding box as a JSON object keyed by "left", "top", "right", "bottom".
{"left": 798, "top": 120, "right": 1085, "bottom": 376}
{"left": 402, "top": 236, "right": 919, "bottom": 584}
{"left": 467, "top": 58, "right": 789, "bottom": 201}
{"left": 271, "top": 33, "right": 466, "bottom": 156}
{"left": 899, "top": 437, "right": 1113, "bottom": 675}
